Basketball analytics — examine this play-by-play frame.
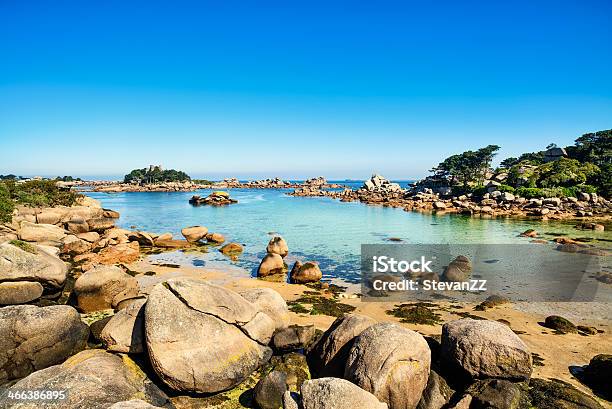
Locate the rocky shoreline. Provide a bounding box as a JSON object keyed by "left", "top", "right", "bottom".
{"left": 76, "top": 177, "right": 345, "bottom": 193}
{"left": 291, "top": 174, "right": 612, "bottom": 223}
{"left": 0, "top": 198, "right": 610, "bottom": 408}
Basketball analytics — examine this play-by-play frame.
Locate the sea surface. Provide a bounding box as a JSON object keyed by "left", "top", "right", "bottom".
{"left": 86, "top": 187, "right": 610, "bottom": 302}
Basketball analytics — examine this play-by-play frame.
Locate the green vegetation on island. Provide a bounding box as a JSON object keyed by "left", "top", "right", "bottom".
{"left": 123, "top": 165, "right": 191, "bottom": 184}
{"left": 429, "top": 129, "right": 611, "bottom": 198}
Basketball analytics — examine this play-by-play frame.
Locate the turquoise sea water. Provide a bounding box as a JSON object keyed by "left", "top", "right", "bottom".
{"left": 85, "top": 188, "right": 609, "bottom": 285}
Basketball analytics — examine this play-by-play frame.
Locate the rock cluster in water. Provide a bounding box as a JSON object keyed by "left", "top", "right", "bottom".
{"left": 257, "top": 236, "right": 323, "bottom": 284}
{"left": 189, "top": 190, "right": 238, "bottom": 206}
{"left": 291, "top": 173, "right": 612, "bottom": 221}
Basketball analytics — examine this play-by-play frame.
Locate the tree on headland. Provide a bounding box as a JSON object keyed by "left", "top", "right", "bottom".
{"left": 430, "top": 145, "right": 500, "bottom": 188}
{"left": 123, "top": 167, "right": 191, "bottom": 184}
{"left": 431, "top": 129, "right": 610, "bottom": 197}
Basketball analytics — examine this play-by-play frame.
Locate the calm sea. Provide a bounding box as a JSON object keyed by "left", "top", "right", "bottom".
{"left": 85, "top": 187, "right": 608, "bottom": 289}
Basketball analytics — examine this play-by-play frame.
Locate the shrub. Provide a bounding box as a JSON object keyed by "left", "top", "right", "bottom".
{"left": 11, "top": 180, "right": 81, "bottom": 207}
{"left": 561, "top": 185, "right": 598, "bottom": 198}
{"left": 0, "top": 180, "right": 81, "bottom": 223}
{"left": 0, "top": 183, "right": 14, "bottom": 223}
{"left": 497, "top": 184, "right": 515, "bottom": 193}
{"left": 515, "top": 187, "right": 565, "bottom": 199}
{"left": 536, "top": 158, "right": 600, "bottom": 188}
{"left": 469, "top": 185, "right": 488, "bottom": 198}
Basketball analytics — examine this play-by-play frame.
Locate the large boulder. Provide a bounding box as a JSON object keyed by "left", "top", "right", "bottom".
{"left": 97, "top": 241, "right": 140, "bottom": 265}
{"left": 442, "top": 256, "right": 472, "bottom": 282}
{"left": 465, "top": 379, "right": 522, "bottom": 409}
{"left": 181, "top": 225, "right": 208, "bottom": 242}
{"left": 73, "top": 265, "right": 139, "bottom": 312}
{"left": 258, "top": 253, "right": 286, "bottom": 277}
{"left": 220, "top": 242, "right": 244, "bottom": 256}
{"left": 273, "top": 324, "right": 316, "bottom": 351}
{"left": 128, "top": 231, "right": 155, "bottom": 247}
{"left": 253, "top": 370, "right": 288, "bottom": 409}
{"left": 65, "top": 217, "right": 90, "bottom": 234}
{"left": 583, "top": 354, "right": 612, "bottom": 400}
{"left": 0, "top": 241, "right": 68, "bottom": 290}
{"left": 345, "top": 323, "right": 431, "bottom": 409}
{"left": 35, "top": 208, "right": 69, "bottom": 225}
{"left": 300, "top": 377, "right": 388, "bottom": 409}
{"left": 417, "top": 370, "right": 453, "bottom": 409}
{"left": 0, "top": 350, "right": 169, "bottom": 409}
{"left": 239, "top": 287, "right": 290, "bottom": 329}
{"left": 267, "top": 236, "right": 289, "bottom": 257}
{"left": 441, "top": 319, "right": 532, "bottom": 381}
{"left": 0, "top": 281, "right": 44, "bottom": 305}
{"left": 18, "top": 221, "right": 67, "bottom": 243}
{"left": 144, "top": 278, "right": 274, "bottom": 393}
{"left": 108, "top": 400, "right": 165, "bottom": 409}
{"left": 206, "top": 232, "right": 225, "bottom": 244}
{"left": 60, "top": 235, "right": 91, "bottom": 255}
{"left": 86, "top": 217, "right": 115, "bottom": 231}
{"left": 527, "top": 378, "right": 604, "bottom": 409}
{"left": 307, "top": 314, "right": 376, "bottom": 378}
{"left": 289, "top": 261, "right": 322, "bottom": 283}
{"left": 0, "top": 305, "right": 89, "bottom": 384}
{"left": 101, "top": 299, "right": 146, "bottom": 353}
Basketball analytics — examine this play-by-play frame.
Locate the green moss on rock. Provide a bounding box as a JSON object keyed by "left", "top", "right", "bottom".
{"left": 386, "top": 303, "right": 442, "bottom": 325}
{"left": 543, "top": 315, "right": 578, "bottom": 334}
{"left": 9, "top": 239, "right": 38, "bottom": 254}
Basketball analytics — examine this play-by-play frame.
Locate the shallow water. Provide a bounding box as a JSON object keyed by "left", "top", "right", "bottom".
{"left": 86, "top": 188, "right": 610, "bottom": 290}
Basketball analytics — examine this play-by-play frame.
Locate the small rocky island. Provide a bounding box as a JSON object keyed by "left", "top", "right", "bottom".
{"left": 189, "top": 191, "right": 238, "bottom": 206}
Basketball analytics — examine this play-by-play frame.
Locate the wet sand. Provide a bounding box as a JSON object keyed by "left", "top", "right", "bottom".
{"left": 126, "top": 258, "right": 612, "bottom": 401}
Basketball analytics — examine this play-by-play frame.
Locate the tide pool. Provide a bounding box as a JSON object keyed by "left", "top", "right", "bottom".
{"left": 85, "top": 188, "right": 608, "bottom": 284}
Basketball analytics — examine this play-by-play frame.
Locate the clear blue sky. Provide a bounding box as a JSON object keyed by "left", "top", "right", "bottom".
{"left": 1, "top": 0, "right": 611, "bottom": 180}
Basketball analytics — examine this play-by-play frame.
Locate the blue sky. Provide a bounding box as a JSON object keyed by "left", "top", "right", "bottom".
{"left": 1, "top": 0, "right": 611, "bottom": 180}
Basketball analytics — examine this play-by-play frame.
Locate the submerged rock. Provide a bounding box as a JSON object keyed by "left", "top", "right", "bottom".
{"left": 180, "top": 225, "right": 208, "bottom": 242}
{"left": 206, "top": 232, "right": 225, "bottom": 244}
{"left": 0, "top": 305, "right": 89, "bottom": 384}
{"left": 441, "top": 319, "right": 532, "bottom": 381}
{"left": 144, "top": 278, "right": 273, "bottom": 393}
{"left": 220, "top": 241, "right": 244, "bottom": 256}
{"left": 345, "top": 323, "right": 431, "bottom": 409}
{"left": 1, "top": 350, "right": 169, "bottom": 409}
